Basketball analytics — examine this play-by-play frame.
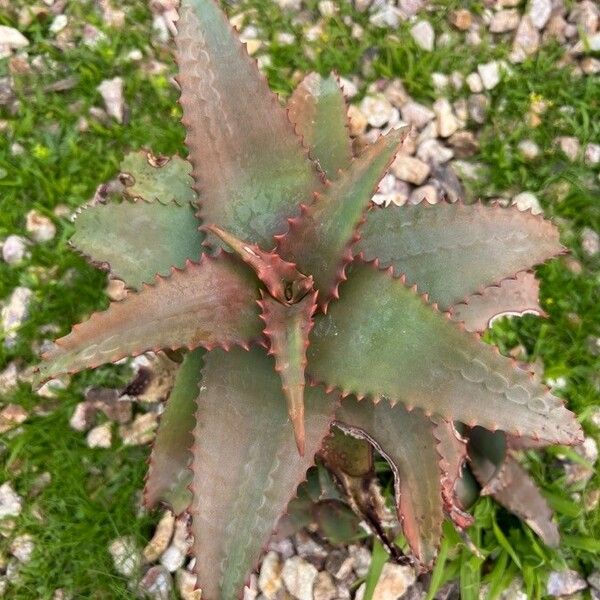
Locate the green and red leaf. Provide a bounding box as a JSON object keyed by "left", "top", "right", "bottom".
{"left": 308, "top": 261, "right": 582, "bottom": 445}
{"left": 34, "top": 254, "right": 261, "bottom": 385}
{"left": 356, "top": 202, "right": 564, "bottom": 309}
{"left": 190, "top": 347, "right": 338, "bottom": 599}
{"left": 176, "top": 0, "right": 322, "bottom": 249}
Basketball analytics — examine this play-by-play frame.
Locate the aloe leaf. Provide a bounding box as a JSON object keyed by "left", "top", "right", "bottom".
{"left": 450, "top": 272, "right": 542, "bottom": 332}
{"left": 333, "top": 396, "right": 444, "bottom": 567}
{"left": 190, "top": 347, "right": 337, "bottom": 599}
{"left": 287, "top": 73, "right": 352, "bottom": 178}
{"left": 71, "top": 200, "right": 202, "bottom": 290}
{"left": 308, "top": 262, "right": 582, "bottom": 446}
{"left": 259, "top": 292, "right": 318, "bottom": 455}
{"left": 176, "top": 0, "right": 321, "bottom": 249}
{"left": 277, "top": 127, "right": 406, "bottom": 309}
{"left": 320, "top": 426, "right": 373, "bottom": 479}
{"left": 468, "top": 427, "right": 559, "bottom": 547}
{"left": 34, "top": 254, "right": 261, "bottom": 385}
{"left": 120, "top": 151, "right": 197, "bottom": 206}
{"left": 356, "top": 203, "right": 564, "bottom": 309}
{"left": 144, "top": 347, "right": 204, "bottom": 514}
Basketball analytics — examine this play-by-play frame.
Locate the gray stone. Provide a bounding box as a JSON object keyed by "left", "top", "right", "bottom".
{"left": 400, "top": 101, "right": 435, "bottom": 129}
{"left": 109, "top": 536, "right": 141, "bottom": 578}
{"left": 391, "top": 154, "right": 430, "bottom": 185}
{"left": 97, "top": 77, "right": 125, "bottom": 123}
{"left": 160, "top": 516, "right": 191, "bottom": 572}
{"left": 10, "top": 535, "right": 34, "bottom": 563}
{"left": 119, "top": 412, "right": 158, "bottom": 446}
{"left": 584, "top": 143, "right": 600, "bottom": 166}
{"left": 359, "top": 95, "right": 396, "bottom": 128}
{"left": 2, "top": 287, "right": 33, "bottom": 348}
{"left": 369, "top": 6, "right": 403, "bottom": 29}
{"left": 477, "top": 61, "right": 501, "bottom": 89}
{"left": 0, "top": 26, "right": 29, "bottom": 52}
{"left": 490, "top": 9, "right": 520, "bottom": 32}
{"left": 417, "top": 139, "right": 454, "bottom": 164}
{"left": 410, "top": 20, "right": 435, "bottom": 51}
{"left": 448, "top": 131, "right": 479, "bottom": 158}
{"left": 258, "top": 551, "right": 282, "bottom": 599}
{"left": 86, "top": 422, "right": 112, "bottom": 448}
{"left": 410, "top": 184, "right": 438, "bottom": 205}
{"left": 528, "top": 0, "right": 552, "bottom": 30}
{"left": 144, "top": 511, "right": 175, "bottom": 562}
{"left": 466, "top": 72, "right": 483, "bottom": 93}
{"left": 399, "top": 0, "right": 423, "bottom": 17}
{"left": 431, "top": 164, "right": 465, "bottom": 203}
{"left": 582, "top": 228, "right": 600, "bottom": 257}
{"left": 433, "top": 97, "right": 459, "bottom": 138}
{"left": 0, "top": 483, "right": 22, "bottom": 519}
{"left": 0, "top": 362, "right": 19, "bottom": 395}
{"left": 547, "top": 570, "right": 587, "bottom": 596}
{"left": 370, "top": 563, "right": 416, "bottom": 600}
{"left": 581, "top": 57, "right": 600, "bottom": 75}
{"left": 431, "top": 72, "right": 449, "bottom": 93}
{"left": 468, "top": 94, "right": 488, "bottom": 124}
{"left": 568, "top": 1, "right": 599, "bottom": 35}
{"left": 139, "top": 565, "right": 173, "bottom": 600}
{"left": 512, "top": 191, "right": 542, "bottom": 214}
{"left": 348, "top": 544, "right": 371, "bottom": 578}
{"left": 572, "top": 33, "right": 600, "bottom": 54}
{"left": 176, "top": 569, "right": 201, "bottom": 600}
{"left": 313, "top": 571, "right": 337, "bottom": 600}
{"left": 511, "top": 16, "right": 540, "bottom": 62}
{"left": 2, "top": 235, "right": 27, "bottom": 264}
{"left": 518, "top": 139, "right": 540, "bottom": 160}
{"left": 281, "top": 556, "right": 318, "bottom": 600}
{"left": 588, "top": 571, "right": 600, "bottom": 591}
{"left": 556, "top": 136, "right": 580, "bottom": 161}
{"left": 25, "top": 210, "right": 56, "bottom": 242}
{"left": 49, "top": 15, "right": 68, "bottom": 34}
{"left": 325, "top": 549, "right": 353, "bottom": 580}
{"left": 0, "top": 404, "right": 28, "bottom": 434}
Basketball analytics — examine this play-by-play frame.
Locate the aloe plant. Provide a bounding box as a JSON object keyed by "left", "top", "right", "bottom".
{"left": 34, "top": 0, "right": 583, "bottom": 596}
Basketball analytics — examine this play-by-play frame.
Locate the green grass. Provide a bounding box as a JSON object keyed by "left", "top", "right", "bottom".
{"left": 0, "top": 0, "right": 598, "bottom": 597}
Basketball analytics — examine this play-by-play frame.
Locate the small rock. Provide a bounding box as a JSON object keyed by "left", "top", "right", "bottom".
{"left": 281, "top": 556, "right": 318, "bottom": 600}
{"left": 518, "top": 139, "right": 540, "bottom": 160}
{"left": 383, "top": 80, "right": 410, "bottom": 108}
{"left": 0, "top": 404, "right": 28, "bottom": 434}
{"left": 490, "top": 9, "right": 520, "bottom": 33}
{"left": 109, "top": 536, "right": 141, "bottom": 578}
{"left": 571, "top": 32, "right": 600, "bottom": 54}
{"left": 477, "top": 61, "right": 501, "bottom": 90}
{"left": 466, "top": 72, "right": 483, "bottom": 93}
{"left": 338, "top": 77, "right": 358, "bottom": 98}
{"left": 417, "top": 139, "right": 454, "bottom": 164}
{"left": 106, "top": 279, "right": 127, "bottom": 301}
{"left": 37, "top": 377, "right": 67, "bottom": 399}
{"left": 69, "top": 401, "right": 96, "bottom": 432}
{"left": 139, "top": 565, "right": 173, "bottom": 600}
{"left": 347, "top": 105, "right": 367, "bottom": 136}
{"left": 449, "top": 9, "right": 472, "bottom": 31}
{"left": 97, "top": 77, "right": 125, "bottom": 124}
{"left": 26, "top": 210, "right": 56, "bottom": 242}
{"left": 511, "top": 16, "right": 540, "bottom": 62}
{"left": 588, "top": 571, "right": 600, "bottom": 591}
{"left": 347, "top": 545, "right": 370, "bottom": 577}
{"left": 0, "top": 362, "right": 19, "bottom": 395}
{"left": 2, "top": 287, "right": 33, "bottom": 348}
{"left": 176, "top": 569, "right": 201, "bottom": 600}
{"left": 468, "top": 94, "right": 489, "bottom": 124}
{"left": 391, "top": 154, "right": 430, "bottom": 185}
{"left": 313, "top": 571, "right": 337, "bottom": 600}
{"left": 359, "top": 95, "right": 396, "bottom": 128}
{"left": 584, "top": 489, "right": 600, "bottom": 512}
{"left": 86, "top": 422, "right": 112, "bottom": 448}
{"left": 119, "top": 412, "right": 158, "bottom": 446}
{"left": 569, "top": 1, "right": 599, "bottom": 35}
{"left": 448, "top": 131, "right": 479, "bottom": 158}
{"left": 318, "top": 0, "right": 336, "bottom": 17}
{"left": 371, "top": 563, "right": 416, "bottom": 600}
{"left": 267, "top": 537, "right": 295, "bottom": 560}
{"left": 399, "top": 0, "right": 423, "bottom": 17}
{"left": 160, "top": 516, "right": 191, "bottom": 572}
{"left": 431, "top": 72, "right": 449, "bottom": 93}
{"left": 528, "top": 0, "right": 552, "bottom": 30}
{"left": 581, "top": 57, "right": 600, "bottom": 75}
{"left": 2, "top": 235, "right": 27, "bottom": 264}
{"left": 433, "top": 98, "right": 458, "bottom": 138}
{"left": 512, "top": 191, "right": 542, "bottom": 214}
{"left": 431, "top": 163, "right": 464, "bottom": 203}
{"left": 144, "top": 511, "right": 175, "bottom": 562}
{"left": 410, "top": 184, "right": 438, "bottom": 205}
{"left": 547, "top": 570, "right": 587, "bottom": 597}
{"left": 410, "top": 20, "right": 435, "bottom": 51}
{"left": 49, "top": 14, "right": 68, "bottom": 34}
{"left": 325, "top": 549, "right": 354, "bottom": 580}
{"left": 294, "top": 530, "right": 328, "bottom": 564}
{"left": 0, "top": 26, "right": 29, "bottom": 51}
{"left": 582, "top": 228, "right": 599, "bottom": 257}
{"left": 556, "top": 136, "right": 580, "bottom": 161}
{"left": 258, "top": 551, "right": 282, "bottom": 599}
{"left": 400, "top": 101, "right": 435, "bottom": 129}
{"left": 584, "top": 143, "right": 600, "bottom": 166}
{"left": 0, "top": 483, "right": 22, "bottom": 519}
{"left": 369, "top": 6, "right": 403, "bottom": 29}
{"left": 29, "top": 472, "right": 51, "bottom": 497}
{"left": 10, "top": 534, "right": 34, "bottom": 563}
